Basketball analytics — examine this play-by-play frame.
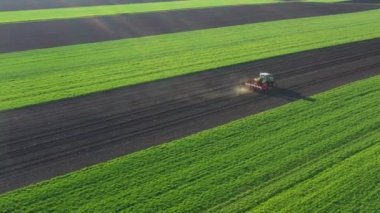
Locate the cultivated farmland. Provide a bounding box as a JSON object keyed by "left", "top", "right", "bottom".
{"left": 1, "top": 76, "right": 379, "bottom": 212}
{"left": 1, "top": 39, "right": 379, "bottom": 193}
{"left": 0, "top": 1, "right": 273, "bottom": 23}
{"left": 1, "top": 3, "right": 378, "bottom": 52}
{"left": 1, "top": 9, "right": 380, "bottom": 111}
{"left": 0, "top": 0, "right": 182, "bottom": 11}
{"left": 0, "top": 0, "right": 379, "bottom": 211}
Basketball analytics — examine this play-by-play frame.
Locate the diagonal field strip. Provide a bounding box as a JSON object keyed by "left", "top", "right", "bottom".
{"left": 0, "top": 75, "right": 378, "bottom": 212}
{"left": 1, "top": 39, "right": 378, "bottom": 194}
{"left": 0, "top": 0, "right": 346, "bottom": 24}
{"left": 0, "top": 0, "right": 181, "bottom": 11}
{"left": 0, "top": 0, "right": 281, "bottom": 23}
{"left": 2, "top": 2, "right": 378, "bottom": 53}
{"left": 1, "top": 9, "right": 380, "bottom": 111}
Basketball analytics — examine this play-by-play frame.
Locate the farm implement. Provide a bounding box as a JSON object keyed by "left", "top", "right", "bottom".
{"left": 245, "top": 72, "right": 275, "bottom": 92}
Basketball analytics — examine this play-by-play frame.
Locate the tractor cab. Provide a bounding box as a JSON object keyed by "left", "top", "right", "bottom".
{"left": 259, "top": 73, "right": 274, "bottom": 86}
{"left": 245, "top": 72, "right": 275, "bottom": 92}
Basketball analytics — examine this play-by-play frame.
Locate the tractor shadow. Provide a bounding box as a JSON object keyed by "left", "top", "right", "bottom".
{"left": 262, "top": 87, "right": 316, "bottom": 102}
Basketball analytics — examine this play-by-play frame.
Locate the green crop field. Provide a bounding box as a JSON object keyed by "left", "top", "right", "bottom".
{"left": 1, "top": 75, "right": 378, "bottom": 212}
{"left": 1, "top": 9, "right": 380, "bottom": 111}
{"left": 0, "top": 0, "right": 280, "bottom": 24}
{"left": 0, "top": 0, "right": 344, "bottom": 24}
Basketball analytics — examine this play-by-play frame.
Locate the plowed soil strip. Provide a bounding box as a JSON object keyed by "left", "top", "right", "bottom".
{"left": 0, "top": 0, "right": 179, "bottom": 11}
{"left": 1, "top": 39, "right": 380, "bottom": 193}
{"left": 1, "top": 3, "right": 379, "bottom": 53}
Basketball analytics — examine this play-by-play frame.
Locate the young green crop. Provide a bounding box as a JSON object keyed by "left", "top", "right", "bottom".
{"left": 0, "top": 0, "right": 346, "bottom": 24}
{"left": 1, "top": 75, "right": 379, "bottom": 212}
{"left": 1, "top": 9, "right": 380, "bottom": 111}
{"left": 0, "top": 0, "right": 281, "bottom": 24}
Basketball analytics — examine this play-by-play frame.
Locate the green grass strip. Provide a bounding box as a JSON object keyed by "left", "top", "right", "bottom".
{"left": 302, "top": 0, "right": 346, "bottom": 2}
{"left": 0, "top": 10, "right": 380, "bottom": 110}
{"left": 1, "top": 9, "right": 380, "bottom": 111}
{"left": 0, "top": 0, "right": 282, "bottom": 24}
{"left": 0, "top": 0, "right": 347, "bottom": 24}
{"left": 0, "top": 75, "right": 379, "bottom": 212}
{"left": 251, "top": 141, "right": 380, "bottom": 212}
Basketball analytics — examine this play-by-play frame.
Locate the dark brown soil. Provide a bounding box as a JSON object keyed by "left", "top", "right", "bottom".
{"left": 1, "top": 39, "right": 379, "bottom": 193}
{"left": 0, "top": 0, "right": 181, "bottom": 11}
{"left": 1, "top": 2, "right": 379, "bottom": 53}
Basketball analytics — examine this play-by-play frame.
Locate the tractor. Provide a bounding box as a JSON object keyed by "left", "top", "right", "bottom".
{"left": 245, "top": 72, "right": 274, "bottom": 92}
